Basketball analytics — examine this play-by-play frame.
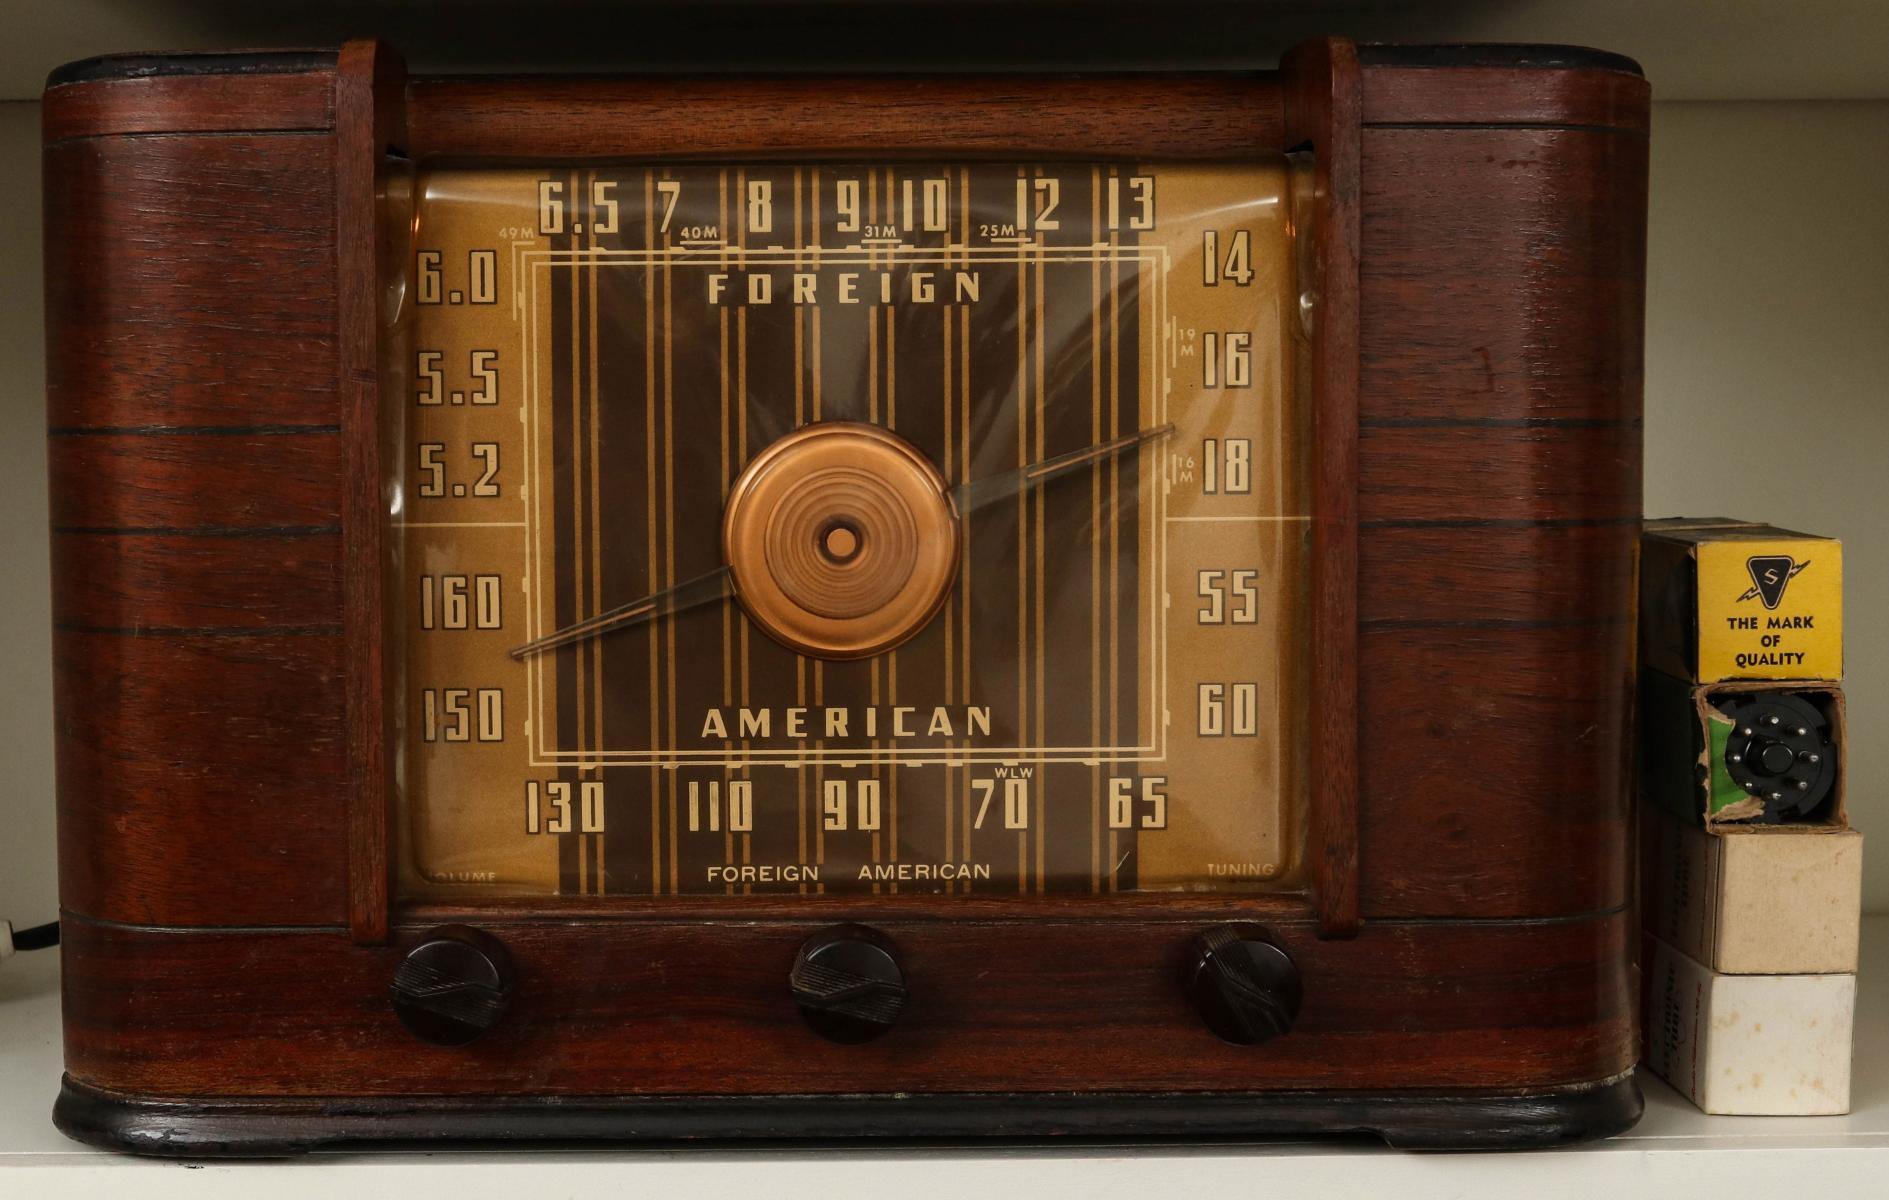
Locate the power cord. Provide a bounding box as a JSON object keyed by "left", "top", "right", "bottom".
{"left": 0, "top": 919, "right": 59, "bottom": 966}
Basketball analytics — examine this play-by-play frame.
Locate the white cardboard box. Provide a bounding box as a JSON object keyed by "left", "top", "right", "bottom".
{"left": 1643, "top": 935, "right": 1855, "bottom": 1115}
{"left": 1642, "top": 809, "right": 1863, "bottom": 974}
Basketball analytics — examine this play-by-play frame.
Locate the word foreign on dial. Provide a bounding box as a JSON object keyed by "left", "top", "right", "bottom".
{"left": 707, "top": 270, "right": 983, "bottom": 307}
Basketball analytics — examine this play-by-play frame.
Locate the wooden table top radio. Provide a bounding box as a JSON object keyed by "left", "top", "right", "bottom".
{"left": 41, "top": 38, "right": 1649, "bottom": 1154}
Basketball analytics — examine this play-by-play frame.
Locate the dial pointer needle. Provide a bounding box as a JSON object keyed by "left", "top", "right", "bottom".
{"left": 508, "top": 425, "right": 1171, "bottom": 659}
{"left": 508, "top": 566, "right": 733, "bottom": 660}
{"left": 950, "top": 423, "right": 1175, "bottom": 516}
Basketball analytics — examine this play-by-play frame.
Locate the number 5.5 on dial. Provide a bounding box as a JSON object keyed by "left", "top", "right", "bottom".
{"left": 390, "top": 158, "right": 1311, "bottom": 898}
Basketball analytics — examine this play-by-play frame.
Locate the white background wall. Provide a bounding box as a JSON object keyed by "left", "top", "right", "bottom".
{"left": 1643, "top": 102, "right": 1889, "bottom": 907}
{"left": 0, "top": 101, "right": 51, "bottom": 932}
{"left": 1, "top": 3, "right": 1885, "bottom": 928}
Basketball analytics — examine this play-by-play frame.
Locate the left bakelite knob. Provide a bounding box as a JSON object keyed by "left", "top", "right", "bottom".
{"left": 390, "top": 925, "right": 517, "bottom": 1046}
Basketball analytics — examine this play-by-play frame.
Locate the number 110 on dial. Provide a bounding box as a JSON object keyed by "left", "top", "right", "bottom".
{"left": 392, "top": 158, "right": 1311, "bottom": 898}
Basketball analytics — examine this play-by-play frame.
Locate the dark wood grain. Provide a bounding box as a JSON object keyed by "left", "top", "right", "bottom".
{"left": 1281, "top": 37, "right": 1363, "bottom": 940}
{"left": 406, "top": 75, "right": 1286, "bottom": 160}
{"left": 1357, "top": 624, "right": 1634, "bottom": 918}
{"left": 42, "top": 70, "right": 336, "bottom": 142}
{"left": 1352, "top": 108, "right": 1647, "bottom": 918}
{"left": 1361, "top": 66, "right": 1650, "bottom": 132}
{"left": 51, "top": 531, "right": 341, "bottom": 631}
{"left": 1350, "top": 108, "right": 1645, "bottom": 921}
{"left": 47, "top": 433, "right": 345, "bottom": 532}
{"left": 44, "top": 82, "right": 351, "bottom": 935}
{"left": 337, "top": 39, "right": 405, "bottom": 946}
{"left": 1359, "top": 523, "right": 1639, "bottom": 626}
{"left": 43, "top": 135, "right": 339, "bottom": 430}
{"left": 1359, "top": 423, "right": 1641, "bottom": 523}
{"left": 53, "top": 631, "right": 347, "bottom": 927}
{"left": 1357, "top": 126, "right": 1648, "bottom": 424}
{"left": 59, "top": 910, "right": 1633, "bottom": 1097}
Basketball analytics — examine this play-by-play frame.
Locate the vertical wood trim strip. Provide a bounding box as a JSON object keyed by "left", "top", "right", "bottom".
{"left": 339, "top": 40, "right": 407, "bottom": 944}
{"left": 1283, "top": 38, "right": 1363, "bottom": 938}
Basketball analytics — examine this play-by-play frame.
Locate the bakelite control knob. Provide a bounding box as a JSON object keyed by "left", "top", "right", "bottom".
{"left": 789, "top": 924, "right": 908, "bottom": 1043}
{"left": 390, "top": 925, "right": 516, "bottom": 1046}
{"left": 1185, "top": 924, "right": 1303, "bottom": 1045}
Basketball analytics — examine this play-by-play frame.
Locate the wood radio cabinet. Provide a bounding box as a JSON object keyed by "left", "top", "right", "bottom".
{"left": 42, "top": 38, "right": 1648, "bottom": 1153}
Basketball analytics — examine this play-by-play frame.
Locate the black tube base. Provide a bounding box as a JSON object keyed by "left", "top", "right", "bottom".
{"left": 55, "top": 1072, "right": 1641, "bottom": 1158}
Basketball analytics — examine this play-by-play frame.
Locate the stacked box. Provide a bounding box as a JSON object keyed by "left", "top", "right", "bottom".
{"left": 1641, "top": 518, "right": 1843, "bottom": 688}
{"left": 1637, "top": 518, "right": 1860, "bottom": 1116}
{"left": 1642, "top": 935, "right": 1855, "bottom": 1115}
{"left": 1640, "top": 519, "right": 1844, "bottom": 829}
{"left": 1641, "top": 809, "right": 1863, "bottom": 974}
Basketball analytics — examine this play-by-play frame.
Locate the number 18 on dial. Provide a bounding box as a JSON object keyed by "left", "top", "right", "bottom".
{"left": 388, "top": 158, "right": 1312, "bottom": 899}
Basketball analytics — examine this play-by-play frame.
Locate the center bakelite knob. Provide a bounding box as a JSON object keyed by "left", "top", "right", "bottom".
{"left": 724, "top": 422, "right": 959, "bottom": 659}
{"left": 789, "top": 924, "right": 909, "bottom": 1043}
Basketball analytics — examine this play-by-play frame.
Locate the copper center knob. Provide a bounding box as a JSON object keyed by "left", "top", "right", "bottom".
{"left": 723, "top": 422, "right": 960, "bottom": 659}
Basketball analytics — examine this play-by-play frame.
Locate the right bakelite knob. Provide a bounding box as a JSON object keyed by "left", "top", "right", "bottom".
{"left": 1185, "top": 924, "right": 1303, "bottom": 1045}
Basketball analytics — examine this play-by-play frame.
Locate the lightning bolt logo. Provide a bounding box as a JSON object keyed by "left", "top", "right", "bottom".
{"left": 1737, "top": 557, "right": 1809, "bottom": 610}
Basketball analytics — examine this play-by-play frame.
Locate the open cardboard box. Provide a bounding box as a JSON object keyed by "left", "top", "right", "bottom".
{"left": 1641, "top": 670, "right": 1847, "bottom": 831}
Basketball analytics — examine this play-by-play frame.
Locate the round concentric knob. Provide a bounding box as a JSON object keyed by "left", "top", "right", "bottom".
{"left": 723, "top": 422, "right": 959, "bottom": 659}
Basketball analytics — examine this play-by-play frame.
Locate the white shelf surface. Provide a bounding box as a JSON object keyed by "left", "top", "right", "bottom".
{"left": 3, "top": 919, "right": 1885, "bottom": 1198}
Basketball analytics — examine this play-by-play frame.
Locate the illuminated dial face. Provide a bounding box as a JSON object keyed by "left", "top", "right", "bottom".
{"left": 390, "top": 160, "right": 1311, "bottom": 898}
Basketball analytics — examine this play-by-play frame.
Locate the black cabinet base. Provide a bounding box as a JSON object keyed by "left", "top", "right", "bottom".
{"left": 55, "top": 1073, "right": 1641, "bottom": 1157}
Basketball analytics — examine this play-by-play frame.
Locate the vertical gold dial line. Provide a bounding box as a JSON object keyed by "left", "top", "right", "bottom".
{"left": 719, "top": 167, "right": 738, "bottom": 893}
{"left": 808, "top": 169, "right": 824, "bottom": 894}
{"left": 520, "top": 221, "right": 542, "bottom": 887}
{"left": 940, "top": 173, "right": 959, "bottom": 894}
{"left": 959, "top": 170, "right": 973, "bottom": 893}
{"left": 941, "top": 301, "right": 956, "bottom": 893}
{"left": 886, "top": 297, "right": 899, "bottom": 890}
{"left": 792, "top": 174, "right": 808, "bottom": 895}
{"left": 864, "top": 197, "right": 882, "bottom": 892}
{"left": 643, "top": 169, "right": 661, "bottom": 896}
{"left": 1107, "top": 203, "right": 1121, "bottom": 892}
{"left": 811, "top": 170, "right": 824, "bottom": 419}
{"left": 586, "top": 168, "right": 605, "bottom": 894}
{"left": 1013, "top": 168, "right": 1026, "bottom": 895}
{"left": 719, "top": 284, "right": 734, "bottom": 895}
{"left": 720, "top": 186, "right": 732, "bottom": 550}
{"left": 1033, "top": 188, "right": 1047, "bottom": 895}
{"left": 813, "top": 654, "right": 826, "bottom": 894}
{"left": 880, "top": 166, "right": 893, "bottom": 893}
{"left": 663, "top": 172, "right": 683, "bottom": 897}
{"left": 1146, "top": 226, "right": 1165, "bottom": 885}
{"left": 1272, "top": 212, "right": 1292, "bottom": 841}
{"left": 732, "top": 172, "right": 753, "bottom": 893}
{"left": 738, "top": 298, "right": 752, "bottom": 893}
{"left": 565, "top": 166, "right": 587, "bottom": 896}
{"left": 867, "top": 281, "right": 882, "bottom": 894}
{"left": 959, "top": 168, "right": 971, "bottom": 895}
{"left": 1089, "top": 167, "right": 1103, "bottom": 893}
